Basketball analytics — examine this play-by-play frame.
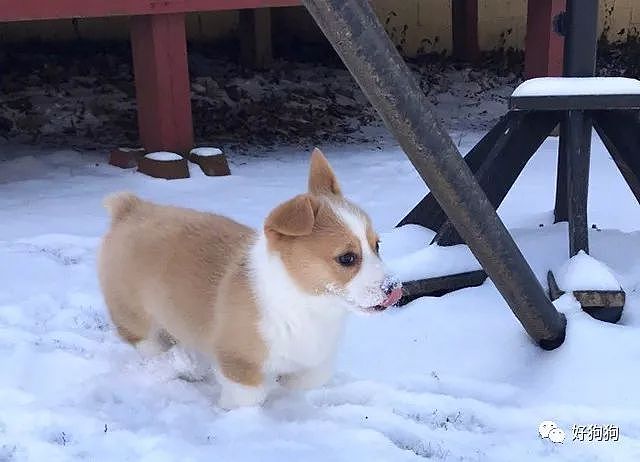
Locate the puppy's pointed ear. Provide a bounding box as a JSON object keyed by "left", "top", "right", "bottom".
{"left": 265, "top": 194, "right": 319, "bottom": 237}
{"left": 308, "top": 148, "right": 342, "bottom": 197}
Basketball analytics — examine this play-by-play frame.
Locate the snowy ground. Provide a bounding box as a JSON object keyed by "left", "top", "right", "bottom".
{"left": 1, "top": 130, "right": 640, "bottom": 461}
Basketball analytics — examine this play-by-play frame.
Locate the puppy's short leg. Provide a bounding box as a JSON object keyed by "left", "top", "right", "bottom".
{"left": 279, "top": 359, "right": 333, "bottom": 391}
{"left": 215, "top": 353, "right": 267, "bottom": 409}
{"left": 105, "top": 295, "right": 152, "bottom": 345}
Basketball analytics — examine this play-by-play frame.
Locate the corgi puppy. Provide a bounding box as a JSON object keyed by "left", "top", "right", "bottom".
{"left": 98, "top": 148, "right": 402, "bottom": 409}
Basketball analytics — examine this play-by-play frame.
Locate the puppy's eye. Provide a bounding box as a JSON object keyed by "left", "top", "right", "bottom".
{"left": 375, "top": 240, "right": 380, "bottom": 254}
{"left": 336, "top": 252, "right": 358, "bottom": 267}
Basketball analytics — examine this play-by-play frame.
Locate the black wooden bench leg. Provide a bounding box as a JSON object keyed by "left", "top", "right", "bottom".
{"left": 593, "top": 110, "right": 640, "bottom": 205}
{"left": 564, "top": 110, "right": 592, "bottom": 256}
{"left": 554, "top": 128, "right": 569, "bottom": 223}
{"left": 435, "top": 111, "right": 560, "bottom": 245}
{"left": 397, "top": 114, "right": 512, "bottom": 230}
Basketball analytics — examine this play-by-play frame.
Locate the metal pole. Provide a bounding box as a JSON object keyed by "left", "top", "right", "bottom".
{"left": 302, "top": 0, "right": 566, "bottom": 350}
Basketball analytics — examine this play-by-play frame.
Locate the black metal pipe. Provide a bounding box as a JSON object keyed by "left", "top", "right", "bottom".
{"left": 301, "top": 0, "right": 566, "bottom": 350}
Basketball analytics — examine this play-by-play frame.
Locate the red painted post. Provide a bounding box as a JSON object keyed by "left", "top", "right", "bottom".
{"left": 524, "top": 0, "right": 565, "bottom": 78}
{"left": 130, "top": 13, "right": 193, "bottom": 153}
{"left": 451, "top": 0, "right": 480, "bottom": 63}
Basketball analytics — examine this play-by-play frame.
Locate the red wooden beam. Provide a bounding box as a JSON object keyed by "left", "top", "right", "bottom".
{"left": 130, "top": 13, "right": 193, "bottom": 154}
{"left": 451, "top": 0, "right": 480, "bottom": 63}
{"left": 524, "top": 0, "right": 565, "bottom": 78}
{"left": 0, "top": 0, "right": 299, "bottom": 22}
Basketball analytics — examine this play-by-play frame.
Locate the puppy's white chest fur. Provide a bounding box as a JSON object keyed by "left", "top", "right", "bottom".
{"left": 249, "top": 234, "right": 346, "bottom": 374}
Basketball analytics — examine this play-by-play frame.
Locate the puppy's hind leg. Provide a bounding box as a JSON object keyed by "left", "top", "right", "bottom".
{"left": 105, "top": 296, "right": 169, "bottom": 357}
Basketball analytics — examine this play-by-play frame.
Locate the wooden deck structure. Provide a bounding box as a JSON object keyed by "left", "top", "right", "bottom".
{"left": 0, "top": 0, "right": 566, "bottom": 154}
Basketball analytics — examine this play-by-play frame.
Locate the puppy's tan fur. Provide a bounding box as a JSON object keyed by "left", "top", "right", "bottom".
{"left": 98, "top": 194, "right": 269, "bottom": 385}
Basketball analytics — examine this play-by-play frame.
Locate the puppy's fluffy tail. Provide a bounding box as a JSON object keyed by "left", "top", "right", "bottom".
{"left": 103, "top": 192, "right": 141, "bottom": 223}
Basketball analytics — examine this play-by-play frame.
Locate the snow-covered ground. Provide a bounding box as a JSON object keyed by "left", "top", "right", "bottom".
{"left": 1, "top": 130, "right": 640, "bottom": 461}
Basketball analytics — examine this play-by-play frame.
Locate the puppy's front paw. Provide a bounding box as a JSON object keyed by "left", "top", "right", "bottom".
{"left": 217, "top": 376, "right": 267, "bottom": 410}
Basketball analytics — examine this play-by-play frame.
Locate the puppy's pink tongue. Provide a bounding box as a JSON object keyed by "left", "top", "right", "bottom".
{"left": 381, "top": 286, "right": 403, "bottom": 307}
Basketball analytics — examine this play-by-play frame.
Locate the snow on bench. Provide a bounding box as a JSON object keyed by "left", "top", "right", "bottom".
{"left": 512, "top": 77, "right": 640, "bottom": 98}
{"left": 555, "top": 251, "right": 621, "bottom": 292}
{"left": 381, "top": 225, "right": 481, "bottom": 282}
